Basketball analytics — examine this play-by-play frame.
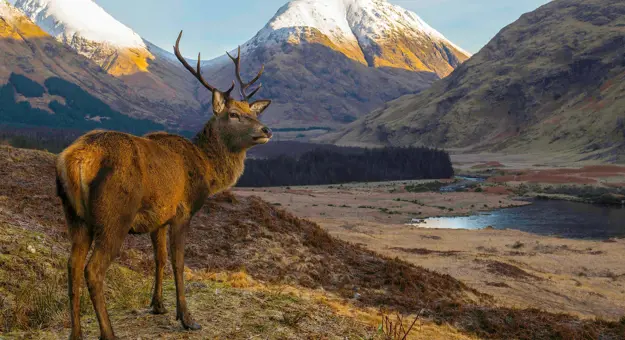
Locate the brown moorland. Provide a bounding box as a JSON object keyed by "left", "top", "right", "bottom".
{"left": 1, "top": 145, "right": 625, "bottom": 339}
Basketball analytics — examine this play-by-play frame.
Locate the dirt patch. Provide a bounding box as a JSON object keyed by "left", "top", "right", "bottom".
{"left": 533, "top": 243, "right": 605, "bottom": 255}
{"left": 390, "top": 247, "right": 461, "bottom": 256}
{"left": 475, "top": 260, "right": 541, "bottom": 281}
{"left": 482, "top": 186, "right": 512, "bottom": 195}
{"left": 485, "top": 282, "right": 511, "bottom": 288}
{"left": 420, "top": 235, "right": 442, "bottom": 240}
{"left": 471, "top": 161, "right": 505, "bottom": 169}
{"left": 488, "top": 174, "right": 598, "bottom": 184}
{"left": 486, "top": 165, "right": 625, "bottom": 186}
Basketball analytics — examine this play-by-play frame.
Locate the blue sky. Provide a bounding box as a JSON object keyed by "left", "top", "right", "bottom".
{"left": 14, "top": 0, "right": 551, "bottom": 59}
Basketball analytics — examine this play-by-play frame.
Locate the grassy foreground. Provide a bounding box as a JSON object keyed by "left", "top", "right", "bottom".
{"left": 1, "top": 145, "right": 624, "bottom": 339}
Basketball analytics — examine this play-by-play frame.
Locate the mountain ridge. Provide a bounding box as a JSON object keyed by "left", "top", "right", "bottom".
{"left": 200, "top": 0, "right": 469, "bottom": 132}
{"left": 12, "top": 0, "right": 208, "bottom": 130}
{"left": 226, "top": 0, "right": 470, "bottom": 77}
{"left": 0, "top": 0, "right": 202, "bottom": 132}
{"left": 319, "top": 0, "right": 625, "bottom": 162}
{"left": 5, "top": 0, "right": 471, "bottom": 135}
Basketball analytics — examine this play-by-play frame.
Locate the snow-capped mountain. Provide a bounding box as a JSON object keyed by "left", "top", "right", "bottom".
{"left": 318, "top": 0, "right": 625, "bottom": 158}
{"left": 235, "top": 0, "right": 470, "bottom": 77}
{"left": 202, "top": 0, "right": 470, "bottom": 132}
{"left": 0, "top": 0, "right": 184, "bottom": 130}
{"left": 15, "top": 0, "right": 144, "bottom": 48}
{"left": 11, "top": 0, "right": 207, "bottom": 129}
{"left": 5, "top": 0, "right": 471, "bottom": 137}
{"left": 14, "top": 0, "right": 154, "bottom": 76}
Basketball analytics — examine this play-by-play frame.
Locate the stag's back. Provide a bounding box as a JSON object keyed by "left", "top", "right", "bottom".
{"left": 56, "top": 130, "right": 204, "bottom": 226}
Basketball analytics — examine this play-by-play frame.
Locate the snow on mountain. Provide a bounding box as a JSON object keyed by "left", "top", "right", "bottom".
{"left": 198, "top": 0, "right": 470, "bottom": 131}
{"left": 1, "top": 1, "right": 16, "bottom": 20}
{"left": 13, "top": 0, "right": 163, "bottom": 77}
{"left": 6, "top": 0, "right": 205, "bottom": 129}
{"left": 1, "top": 0, "right": 30, "bottom": 25}
{"left": 345, "top": 0, "right": 471, "bottom": 56}
{"left": 225, "top": 0, "right": 470, "bottom": 77}
{"left": 14, "top": 0, "right": 145, "bottom": 49}
{"left": 256, "top": 0, "right": 469, "bottom": 54}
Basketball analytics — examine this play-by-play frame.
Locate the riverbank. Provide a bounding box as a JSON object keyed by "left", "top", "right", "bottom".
{"left": 454, "top": 155, "right": 625, "bottom": 206}
{"left": 324, "top": 222, "right": 625, "bottom": 320}
{"left": 234, "top": 180, "right": 625, "bottom": 321}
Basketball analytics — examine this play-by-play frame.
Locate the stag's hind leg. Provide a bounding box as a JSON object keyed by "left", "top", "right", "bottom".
{"left": 84, "top": 225, "right": 129, "bottom": 340}
{"left": 67, "top": 221, "right": 93, "bottom": 340}
{"left": 150, "top": 226, "right": 168, "bottom": 314}
{"left": 169, "top": 220, "right": 201, "bottom": 330}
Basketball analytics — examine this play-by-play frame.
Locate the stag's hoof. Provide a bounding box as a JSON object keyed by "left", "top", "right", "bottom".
{"left": 68, "top": 333, "right": 83, "bottom": 340}
{"left": 182, "top": 320, "right": 202, "bottom": 331}
{"left": 150, "top": 302, "right": 168, "bottom": 315}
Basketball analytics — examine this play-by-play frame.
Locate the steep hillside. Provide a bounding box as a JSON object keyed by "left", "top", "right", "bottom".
{"left": 201, "top": 0, "right": 469, "bottom": 130}
{"left": 12, "top": 0, "right": 205, "bottom": 129}
{"left": 322, "top": 0, "right": 625, "bottom": 162}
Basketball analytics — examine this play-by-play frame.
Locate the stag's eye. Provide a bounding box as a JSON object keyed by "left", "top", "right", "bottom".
{"left": 229, "top": 112, "right": 239, "bottom": 119}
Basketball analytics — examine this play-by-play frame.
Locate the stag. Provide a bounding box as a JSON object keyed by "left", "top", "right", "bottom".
{"left": 56, "top": 31, "right": 272, "bottom": 340}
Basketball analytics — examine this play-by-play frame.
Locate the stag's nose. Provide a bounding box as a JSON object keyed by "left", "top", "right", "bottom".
{"left": 262, "top": 126, "right": 272, "bottom": 138}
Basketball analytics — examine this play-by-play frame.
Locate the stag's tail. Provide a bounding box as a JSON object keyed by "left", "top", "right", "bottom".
{"left": 56, "top": 150, "right": 87, "bottom": 218}
{"left": 55, "top": 140, "right": 105, "bottom": 219}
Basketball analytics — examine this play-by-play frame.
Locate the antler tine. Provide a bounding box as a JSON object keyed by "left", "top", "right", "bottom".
{"left": 174, "top": 30, "right": 218, "bottom": 93}
{"left": 224, "top": 80, "right": 236, "bottom": 97}
{"left": 226, "top": 45, "right": 265, "bottom": 101}
{"left": 245, "top": 84, "right": 262, "bottom": 101}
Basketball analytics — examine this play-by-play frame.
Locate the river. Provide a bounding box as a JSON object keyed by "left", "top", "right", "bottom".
{"left": 410, "top": 200, "right": 625, "bottom": 239}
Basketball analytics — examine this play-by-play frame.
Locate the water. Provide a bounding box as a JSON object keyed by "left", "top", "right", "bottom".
{"left": 440, "top": 176, "right": 486, "bottom": 192}
{"left": 410, "top": 200, "right": 625, "bottom": 239}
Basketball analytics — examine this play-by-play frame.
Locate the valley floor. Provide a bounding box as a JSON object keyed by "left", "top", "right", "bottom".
{"left": 234, "top": 169, "right": 625, "bottom": 321}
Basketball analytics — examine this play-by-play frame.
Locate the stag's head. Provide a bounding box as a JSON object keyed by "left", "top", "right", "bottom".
{"left": 174, "top": 31, "right": 272, "bottom": 151}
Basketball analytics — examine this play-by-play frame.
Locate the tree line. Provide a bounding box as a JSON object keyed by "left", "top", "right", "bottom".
{"left": 237, "top": 146, "right": 454, "bottom": 187}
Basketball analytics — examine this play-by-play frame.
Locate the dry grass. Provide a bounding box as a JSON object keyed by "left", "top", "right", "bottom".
{"left": 2, "top": 146, "right": 625, "bottom": 339}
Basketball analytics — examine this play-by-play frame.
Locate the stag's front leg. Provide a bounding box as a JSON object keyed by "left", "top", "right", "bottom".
{"left": 150, "top": 227, "right": 168, "bottom": 314}
{"left": 169, "top": 220, "right": 201, "bottom": 330}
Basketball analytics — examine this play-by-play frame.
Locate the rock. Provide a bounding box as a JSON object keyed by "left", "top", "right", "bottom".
{"left": 596, "top": 193, "right": 625, "bottom": 205}
{"left": 27, "top": 245, "right": 36, "bottom": 254}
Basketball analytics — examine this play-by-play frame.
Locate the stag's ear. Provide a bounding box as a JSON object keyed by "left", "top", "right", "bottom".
{"left": 212, "top": 91, "right": 227, "bottom": 115}
{"left": 249, "top": 100, "right": 271, "bottom": 117}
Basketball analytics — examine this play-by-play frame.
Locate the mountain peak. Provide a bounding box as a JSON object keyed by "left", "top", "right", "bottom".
{"left": 241, "top": 0, "right": 470, "bottom": 77}
{"left": 15, "top": 0, "right": 145, "bottom": 49}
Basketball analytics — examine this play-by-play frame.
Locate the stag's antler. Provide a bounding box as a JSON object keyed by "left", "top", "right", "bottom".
{"left": 226, "top": 46, "right": 264, "bottom": 101}
{"left": 174, "top": 31, "right": 234, "bottom": 96}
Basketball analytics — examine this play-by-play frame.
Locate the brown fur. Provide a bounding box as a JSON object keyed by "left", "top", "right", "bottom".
{"left": 57, "top": 39, "right": 272, "bottom": 339}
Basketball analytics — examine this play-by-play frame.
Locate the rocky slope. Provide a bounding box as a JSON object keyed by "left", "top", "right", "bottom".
{"left": 201, "top": 0, "right": 469, "bottom": 130}
{"left": 13, "top": 0, "right": 205, "bottom": 129}
{"left": 321, "top": 0, "right": 625, "bottom": 162}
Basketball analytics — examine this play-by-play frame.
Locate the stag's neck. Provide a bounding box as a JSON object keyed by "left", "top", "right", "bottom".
{"left": 193, "top": 126, "right": 246, "bottom": 194}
